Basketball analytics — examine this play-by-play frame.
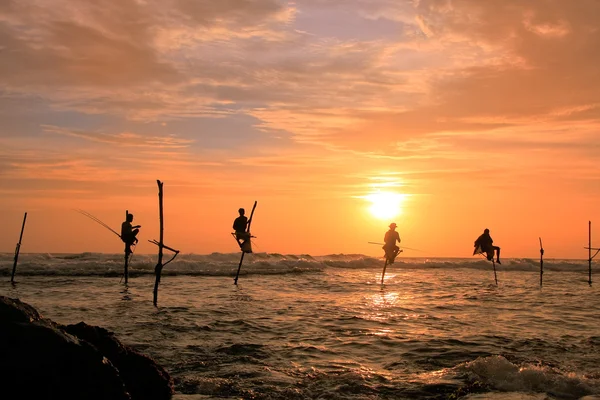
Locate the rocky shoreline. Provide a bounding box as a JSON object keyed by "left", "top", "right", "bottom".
{"left": 0, "top": 296, "right": 173, "bottom": 400}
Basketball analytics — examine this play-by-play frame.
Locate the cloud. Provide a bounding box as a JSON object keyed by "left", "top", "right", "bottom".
{"left": 282, "top": 0, "right": 600, "bottom": 154}
{"left": 0, "top": 1, "right": 180, "bottom": 88}
{"left": 2, "top": 0, "right": 600, "bottom": 196}
{"left": 42, "top": 125, "right": 194, "bottom": 148}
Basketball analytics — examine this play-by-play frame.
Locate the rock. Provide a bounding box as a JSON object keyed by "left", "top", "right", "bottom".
{"left": 0, "top": 296, "right": 173, "bottom": 400}
{"left": 63, "top": 322, "right": 174, "bottom": 400}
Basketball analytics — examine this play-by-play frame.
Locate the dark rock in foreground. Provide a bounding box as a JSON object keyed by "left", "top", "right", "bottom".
{"left": 64, "top": 322, "right": 173, "bottom": 400}
{"left": 0, "top": 296, "right": 173, "bottom": 400}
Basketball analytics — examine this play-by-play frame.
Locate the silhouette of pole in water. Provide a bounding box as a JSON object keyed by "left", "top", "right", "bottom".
{"left": 152, "top": 180, "right": 180, "bottom": 306}
{"left": 124, "top": 209, "right": 129, "bottom": 285}
{"left": 234, "top": 201, "right": 257, "bottom": 285}
{"left": 154, "top": 181, "right": 164, "bottom": 305}
{"left": 475, "top": 248, "right": 498, "bottom": 286}
{"left": 539, "top": 237, "right": 544, "bottom": 287}
{"left": 11, "top": 212, "right": 27, "bottom": 283}
{"left": 582, "top": 222, "right": 599, "bottom": 287}
{"left": 380, "top": 258, "right": 388, "bottom": 285}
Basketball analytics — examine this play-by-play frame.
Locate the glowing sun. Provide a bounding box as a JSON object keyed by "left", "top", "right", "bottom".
{"left": 365, "top": 192, "right": 405, "bottom": 220}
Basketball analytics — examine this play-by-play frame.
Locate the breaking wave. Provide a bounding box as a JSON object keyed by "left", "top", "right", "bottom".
{"left": 0, "top": 252, "right": 591, "bottom": 277}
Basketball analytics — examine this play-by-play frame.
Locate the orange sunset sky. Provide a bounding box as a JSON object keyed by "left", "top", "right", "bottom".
{"left": 1, "top": 0, "right": 599, "bottom": 258}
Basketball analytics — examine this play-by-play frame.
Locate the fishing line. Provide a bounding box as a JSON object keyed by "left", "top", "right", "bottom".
{"left": 74, "top": 209, "right": 121, "bottom": 239}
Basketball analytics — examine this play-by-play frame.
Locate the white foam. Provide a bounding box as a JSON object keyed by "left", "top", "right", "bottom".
{"left": 0, "top": 252, "right": 591, "bottom": 277}
{"left": 461, "top": 356, "right": 596, "bottom": 399}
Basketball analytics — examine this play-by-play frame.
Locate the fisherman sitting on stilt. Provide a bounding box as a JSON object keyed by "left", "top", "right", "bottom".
{"left": 121, "top": 213, "right": 141, "bottom": 255}
{"left": 383, "top": 222, "right": 402, "bottom": 264}
{"left": 233, "top": 208, "right": 252, "bottom": 253}
{"left": 473, "top": 228, "right": 501, "bottom": 264}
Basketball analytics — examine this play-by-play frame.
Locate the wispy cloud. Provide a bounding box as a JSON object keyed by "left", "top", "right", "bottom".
{"left": 42, "top": 125, "right": 194, "bottom": 148}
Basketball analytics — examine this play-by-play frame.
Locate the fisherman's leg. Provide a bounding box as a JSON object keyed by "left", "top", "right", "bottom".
{"left": 388, "top": 246, "right": 400, "bottom": 264}
{"left": 494, "top": 246, "right": 501, "bottom": 263}
{"left": 132, "top": 228, "right": 139, "bottom": 243}
{"left": 236, "top": 232, "right": 249, "bottom": 249}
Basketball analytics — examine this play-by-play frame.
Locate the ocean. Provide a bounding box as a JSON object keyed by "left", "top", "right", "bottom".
{"left": 1, "top": 252, "right": 600, "bottom": 400}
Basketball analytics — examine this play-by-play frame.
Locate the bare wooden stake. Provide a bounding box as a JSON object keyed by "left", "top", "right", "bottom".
{"left": 11, "top": 212, "right": 28, "bottom": 283}
{"left": 124, "top": 209, "right": 129, "bottom": 285}
{"left": 589, "top": 221, "right": 592, "bottom": 285}
{"left": 149, "top": 181, "right": 180, "bottom": 306}
{"left": 153, "top": 181, "right": 164, "bottom": 306}
{"left": 539, "top": 237, "right": 544, "bottom": 287}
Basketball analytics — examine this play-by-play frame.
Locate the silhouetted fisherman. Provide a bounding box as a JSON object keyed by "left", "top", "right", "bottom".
{"left": 233, "top": 208, "right": 250, "bottom": 250}
{"left": 474, "top": 228, "right": 501, "bottom": 264}
{"left": 121, "top": 213, "right": 141, "bottom": 255}
{"left": 383, "top": 222, "right": 402, "bottom": 264}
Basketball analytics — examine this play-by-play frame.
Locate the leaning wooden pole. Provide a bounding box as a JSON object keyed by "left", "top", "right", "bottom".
{"left": 234, "top": 252, "right": 246, "bottom": 285}
{"left": 11, "top": 212, "right": 28, "bottom": 283}
{"left": 539, "top": 237, "right": 544, "bottom": 287}
{"left": 492, "top": 259, "right": 498, "bottom": 286}
{"left": 124, "top": 209, "right": 129, "bottom": 285}
{"left": 589, "top": 221, "right": 592, "bottom": 286}
{"left": 380, "top": 259, "right": 388, "bottom": 285}
{"left": 153, "top": 180, "right": 164, "bottom": 306}
{"left": 234, "top": 200, "right": 257, "bottom": 285}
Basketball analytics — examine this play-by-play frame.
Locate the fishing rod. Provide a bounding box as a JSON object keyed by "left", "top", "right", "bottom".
{"left": 367, "top": 241, "right": 424, "bottom": 252}
{"left": 74, "top": 209, "right": 121, "bottom": 239}
{"left": 77, "top": 208, "right": 142, "bottom": 286}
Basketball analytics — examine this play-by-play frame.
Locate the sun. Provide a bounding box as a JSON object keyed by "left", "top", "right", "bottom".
{"left": 365, "top": 192, "right": 406, "bottom": 220}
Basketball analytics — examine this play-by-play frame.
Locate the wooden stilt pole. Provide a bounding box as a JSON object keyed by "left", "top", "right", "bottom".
{"left": 589, "top": 221, "right": 592, "bottom": 286}
{"left": 124, "top": 209, "right": 129, "bottom": 285}
{"left": 123, "top": 254, "right": 129, "bottom": 284}
{"left": 153, "top": 180, "right": 164, "bottom": 306}
{"left": 381, "top": 258, "right": 388, "bottom": 285}
{"left": 234, "top": 201, "right": 257, "bottom": 285}
{"left": 492, "top": 259, "right": 498, "bottom": 286}
{"left": 539, "top": 237, "right": 544, "bottom": 287}
{"left": 11, "top": 212, "right": 28, "bottom": 283}
{"left": 234, "top": 252, "right": 246, "bottom": 286}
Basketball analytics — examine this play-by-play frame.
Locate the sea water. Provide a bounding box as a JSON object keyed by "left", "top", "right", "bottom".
{"left": 1, "top": 252, "right": 599, "bottom": 400}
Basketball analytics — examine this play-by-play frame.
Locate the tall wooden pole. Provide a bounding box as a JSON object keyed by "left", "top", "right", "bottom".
{"left": 380, "top": 259, "right": 388, "bottom": 285}
{"left": 153, "top": 181, "right": 164, "bottom": 306}
{"left": 539, "top": 237, "right": 544, "bottom": 287}
{"left": 589, "top": 221, "right": 592, "bottom": 286}
{"left": 11, "top": 212, "right": 28, "bottom": 283}
{"left": 492, "top": 259, "right": 498, "bottom": 286}
{"left": 234, "top": 201, "right": 257, "bottom": 285}
{"left": 234, "top": 252, "right": 246, "bottom": 285}
{"left": 124, "top": 209, "right": 129, "bottom": 285}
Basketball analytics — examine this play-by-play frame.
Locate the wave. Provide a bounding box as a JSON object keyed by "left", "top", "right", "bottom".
{"left": 456, "top": 355, "right": 598, "bottom": 399}
{"left": 412, "top": 354, "right": 599, "bottom": 399}
{"left": 0, "top": 252, "right": 593, "bottom": 277}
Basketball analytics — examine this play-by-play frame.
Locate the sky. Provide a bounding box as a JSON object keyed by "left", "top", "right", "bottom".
{"left": 1, "top": 0, "right": 600, "bottom": 258}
